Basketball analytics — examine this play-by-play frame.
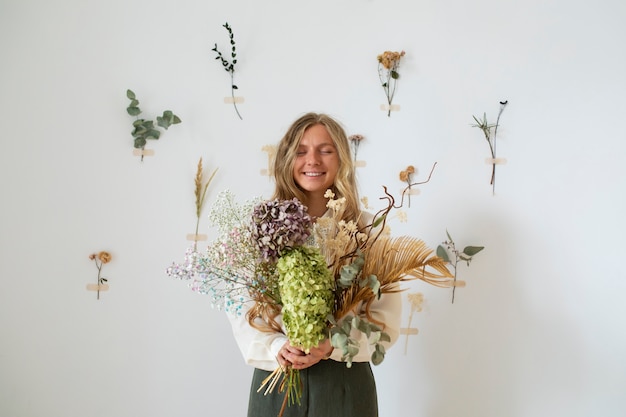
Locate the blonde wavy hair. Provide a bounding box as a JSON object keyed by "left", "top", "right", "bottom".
{"left": 271, "top": 112, "right": 362, "bottom": 226}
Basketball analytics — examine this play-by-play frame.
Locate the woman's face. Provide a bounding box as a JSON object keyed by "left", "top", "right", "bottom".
{"left": 292, "top": 124, "right": 340, "bottom": 200}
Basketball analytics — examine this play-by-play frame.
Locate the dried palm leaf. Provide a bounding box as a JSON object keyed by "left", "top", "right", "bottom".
{"left": 334, "top": 235, "right": 457, "bottom": 322}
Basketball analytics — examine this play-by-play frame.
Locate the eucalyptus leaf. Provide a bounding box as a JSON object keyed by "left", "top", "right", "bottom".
{"left": 436, "top": 245, "right": 450, "bottom": 262}
{"left": 331, "top": 333, "right": 348, "bottom": 348}
{"left": 134, "top": 137, "right": 146, "bottom": 148}
{"left": 347, "top": 345, "right": 359, "bottom": 356}
{"left": 391, "top": 70, "right": 399, "bottom": 79}
{"left": 146, "top": 129, "right": 160, "bottom": 140}
{"left": 371, "top": 350, "right": 384, "bottom": 366}
{"left": 463, "top": 246, "right": 484, "bottom": 256}
{"left": 126, "top": 89, "right": 136, "bottom": 99}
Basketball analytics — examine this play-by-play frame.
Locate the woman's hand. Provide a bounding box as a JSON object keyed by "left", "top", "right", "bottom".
{"left": 279, "top": 339, "right": 334, "bottom": 370}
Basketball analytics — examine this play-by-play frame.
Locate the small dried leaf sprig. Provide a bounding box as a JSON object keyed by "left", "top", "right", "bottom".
{"left": 193, "top": 157, "right": 218, "bottom": 247}
{"left": 212, "top": 22, "right": 242, "bottom": 120}
{"left": 471, "top": 100, "right": 508, "bottom": 195}
{"left": 399, "top": 165, "right": 415, "bottom": 207}
{"left": 436, "top": 230, "right": 484, "bottom": 303}
{"left": 377, "top": 50, "right": 405, "bottom": 117}
{"left": 348, "top": 134, "right": 364, "bottom": 162}
{"left": 126, "top": 89, "right": 182, "bottom": 161}
{"left": 89, "top": 251, "right": 112, "bottom": 300}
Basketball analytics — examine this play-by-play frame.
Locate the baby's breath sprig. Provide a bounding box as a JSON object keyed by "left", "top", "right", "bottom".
{"left": 377, "top": 50, "right": 405, "bottom": 117}
{"left": 88, "top": 251, "right": 112, "bottom": 300}
{"left": 472, "top": 100, "right": 508, "bottom": 195}
{"left": 212, "top": 22, "right": 242, "bottom": 120}
{"left": 398, "top": 165, "right": 415, "bottom": 207}
{"left": 436, "top": 230, "right": 484, "bottom": 303}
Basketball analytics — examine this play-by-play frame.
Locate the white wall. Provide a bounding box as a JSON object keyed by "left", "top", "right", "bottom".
{"left": 1, "top": 0, "right": 625, "bottom": 416}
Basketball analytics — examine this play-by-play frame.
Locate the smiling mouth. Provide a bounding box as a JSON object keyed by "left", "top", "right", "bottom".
{"left": 304, "top": 172, "right": 324, "bottom": 177}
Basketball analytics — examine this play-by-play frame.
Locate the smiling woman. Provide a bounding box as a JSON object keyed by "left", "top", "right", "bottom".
{"left": 228, "top": 112, "right": 403, "bottom": 417}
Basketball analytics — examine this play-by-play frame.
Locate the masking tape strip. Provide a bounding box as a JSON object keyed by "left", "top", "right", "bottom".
{"left": 485, "top": 157, "right": 507, "bottom": 165}
{"left": 402, "top": 188, "right": 420, "bottom": 196}
{"left": 224, "top": 96, "right": 245, "bottom": 104}
{"left": 86, "top": 284, "right": 110, "bottom": 292}
{"left": 354, "top": 160, "right": 366, "bottom": 168}
{"left": 400, "top": 328, "right": 418, "bottom": 335}
{"left": 380, "top": 104, "right": 401, "bottom": 112}
{"left": 186, "top": 234, "right": 208, "bottom": 241}
{"left": 133, "top": 149, "right": 154, "bottom": 157}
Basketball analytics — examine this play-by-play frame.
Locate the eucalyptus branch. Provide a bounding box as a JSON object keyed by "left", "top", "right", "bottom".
{"left": 436, "top": 230, "right": 484, "bottom": 303}
{"left": 126, "top": 89, "right": 181, "bottom": 162}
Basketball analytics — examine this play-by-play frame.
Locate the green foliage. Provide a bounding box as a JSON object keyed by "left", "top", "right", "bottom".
{"left": 126, "top": 89, "right": 181, "bottom": 152}
{"left": 211, "top": 22, "right": 242, "bottom": 119}
{"left": 328, "top": 313, "right": 390, "bottom": 368}
{"left": 437, "top": 229, "right": 485, "bottom": 303}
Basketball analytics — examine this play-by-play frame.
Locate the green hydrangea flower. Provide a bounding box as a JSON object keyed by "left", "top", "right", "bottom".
{"left": 277, "top": 246, "right": 334, "bottom": 352}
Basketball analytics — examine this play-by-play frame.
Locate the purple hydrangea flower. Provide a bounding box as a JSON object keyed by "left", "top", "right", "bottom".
{"left": 250, "top": 198, "right": 313, "bottom": 263}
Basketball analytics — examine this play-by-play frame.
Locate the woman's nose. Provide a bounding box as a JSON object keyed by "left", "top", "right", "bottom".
{"left": 306, "top": 151, "right": 320, "bottom": 165}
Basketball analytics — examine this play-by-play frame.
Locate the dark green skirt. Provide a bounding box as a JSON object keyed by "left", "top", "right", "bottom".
{"left": 247, "top": 360, "right": 378, "bottom": 417}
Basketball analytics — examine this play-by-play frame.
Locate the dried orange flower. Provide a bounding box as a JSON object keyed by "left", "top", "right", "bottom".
{"left": 399, "top": 165, "right": 416, "bottom": 208}
{"left": 98, "top": 251, "right": 112, "bottom": 264}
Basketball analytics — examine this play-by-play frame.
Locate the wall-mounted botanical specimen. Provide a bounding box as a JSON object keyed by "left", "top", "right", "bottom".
{"left": 403, "top": 292, "right": 424, "bottom": 354}
{"left": 472, "top": 100, "right": 508, "bottom": 194}
{"left": 88, "top": 251, "right": 112, "bottom": 300}
{"left": 377, "top": 50, "right": 405, "bottom": 116}
{"left": 191, "top": 157, "right": 218, "bottom": 248}
{"left": 126, "top": 89, "right": 181, "bottom": 161}
{"left": 436, "top": 230, "right": 484, "bottom": 303}
{"left": 212, "top": 22, "right": 242, "bottom": 120}
{"left": 399, "top": 165, "right": 416, "bottom": 207}
{"left": 348, "top": 134, "right": 364, "bottom": 161}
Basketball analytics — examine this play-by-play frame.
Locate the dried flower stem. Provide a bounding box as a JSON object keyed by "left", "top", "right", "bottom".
{"left": 194, "top": 158, "right": 218, "bottom": 248}
{"left": 377, "top": 51, "right": 405, "bottom": 117}
{"left": 89, "top": 251, "right": 111, "bottom": 300}
{"left": 472, "top": 100, "right": 508, "bottom": 195}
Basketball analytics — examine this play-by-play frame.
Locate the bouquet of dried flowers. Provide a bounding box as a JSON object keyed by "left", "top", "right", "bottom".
{"left": 377, "top": 50, "right": 405, "bottom": 116}
{"left": 167, "top": 180, "right": 457, "bottom": 416}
